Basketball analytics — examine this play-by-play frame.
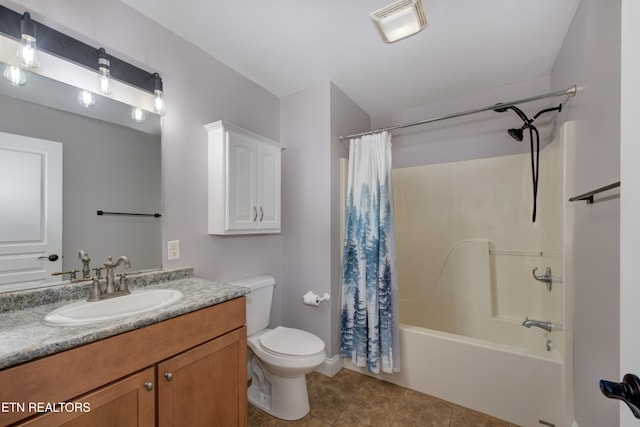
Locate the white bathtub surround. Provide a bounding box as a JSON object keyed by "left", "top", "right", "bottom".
{"left": 341, "top": 131, "right": 400, "bottom": 374}
{"left": 352, "top": 122, "right": 575, "bottom": 426}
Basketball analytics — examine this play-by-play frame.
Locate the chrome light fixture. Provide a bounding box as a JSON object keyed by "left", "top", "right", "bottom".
{"left": 3, "top": 64, "right": 26, "bottom": 86}
{"left": 151, "top": 73, "right": 166, "bottom": 115}
{"left": 97, "top": 48, "right": 112, "bottom": 95}
{"left": 370, "top": 0, "right": 428, "bottom": 43}
{"left": 16, "top": 12, "right": 40, "bottom": 68}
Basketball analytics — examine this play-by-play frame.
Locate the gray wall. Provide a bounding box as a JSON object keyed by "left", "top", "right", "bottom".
{"left": 0, "top": 95, "right": 161, "bottom": 272}
{"left": 329, "top": 84, "right": 370, "bottom": 357}
{"left": 6, "top": 0, "right": 283, "bottom": 286}
{"left": 279, "top": 82, "right": 369, "bottom": 357}
{"left": 280, "top": 83, "right": 332, "bottom": 349}
{"left": 550, "top": 0, "right": 622, "bottom": 425}
{"left": 371, "top": 75, "right": 553, "bottom": 169}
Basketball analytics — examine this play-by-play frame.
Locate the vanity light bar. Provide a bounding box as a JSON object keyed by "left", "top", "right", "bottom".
{"left": 0, "top": 4, "right": 160, "bottom": 94}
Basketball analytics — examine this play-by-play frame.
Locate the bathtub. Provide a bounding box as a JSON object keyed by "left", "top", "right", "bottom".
{"left": 346, "top": 241, "right": 573, "bottom": 427}
{"left": 374, "top": 323, "right": 571, "bottom": 426}
{"left": 342, "top": 123, "right": 576, "bottom": 426}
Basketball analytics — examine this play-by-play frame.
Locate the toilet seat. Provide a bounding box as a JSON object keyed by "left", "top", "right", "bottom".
{"left": 259, "top": 326, "right": 325, "bottom": 357}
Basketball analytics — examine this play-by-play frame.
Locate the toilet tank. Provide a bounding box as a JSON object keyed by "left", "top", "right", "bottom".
{"left": 229, "top": 275, "right": 275, "bottom": 336}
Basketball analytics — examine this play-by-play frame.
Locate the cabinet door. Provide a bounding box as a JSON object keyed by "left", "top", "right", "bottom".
{"left": 157, "top": 327, "right": 247, "bottom": 427}
{"left": 226, "top": 131, "right": 257, "bottom": 232}
{"left": 256, "top": 143, "right": 281, "bottom": 231}
{"left": 16, "top": 367, "right": 155, "bottom": 427}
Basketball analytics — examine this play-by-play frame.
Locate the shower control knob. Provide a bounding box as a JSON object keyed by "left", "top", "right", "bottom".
{"left": 600, "top": 373, "right": 640, "bottom": 419}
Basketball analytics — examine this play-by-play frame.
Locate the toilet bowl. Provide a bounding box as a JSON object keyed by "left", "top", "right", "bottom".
{"left": 247, "top": 327, "right": 325, "bottom": 419}
{"left": 230, "top": 275, "right": 327, "bottom": 420}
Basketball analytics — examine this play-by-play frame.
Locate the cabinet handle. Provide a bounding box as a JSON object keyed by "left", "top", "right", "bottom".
{"left": 252, "top": 206, "right": 257, "bottom": 222}
{"left": 259, "top": 207, "right": 264, "bottom": 222}
{"left": 144, "top": 382, "right": 153, "bottom": 391}
{"left": 164, "top": 372, "right": 173, "bottom": 381}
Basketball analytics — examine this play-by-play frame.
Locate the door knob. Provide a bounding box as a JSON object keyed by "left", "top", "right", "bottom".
{"left": 600, "top": 373, "right": 640, "bottom": 419}
{"left": 38, "top": 254, "right": 59, "bottom": 262}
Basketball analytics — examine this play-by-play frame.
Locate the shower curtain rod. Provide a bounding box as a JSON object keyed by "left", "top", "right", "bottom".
{"left": 338, "top": 84, "right": 577, "bottom": 141}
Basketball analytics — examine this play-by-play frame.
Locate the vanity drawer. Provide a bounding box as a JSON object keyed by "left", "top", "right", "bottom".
{"left": 0, "top": 296, "right": 245, "bottom": 426}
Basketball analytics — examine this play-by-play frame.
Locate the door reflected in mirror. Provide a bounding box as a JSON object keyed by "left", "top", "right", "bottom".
{"left": 0, "top": 63, "right": 162, "bottom": 292}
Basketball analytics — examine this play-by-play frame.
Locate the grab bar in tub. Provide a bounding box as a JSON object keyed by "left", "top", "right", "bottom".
{"left": 569, "top": 181, "right": 620, "bottom": 204}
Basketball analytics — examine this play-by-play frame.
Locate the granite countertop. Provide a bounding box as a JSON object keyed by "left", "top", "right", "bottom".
{"left": 0, "top": 269, "right": 249, "bottom": 370}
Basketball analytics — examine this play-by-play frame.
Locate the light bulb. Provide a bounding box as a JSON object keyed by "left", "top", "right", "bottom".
{"left": 153, "top": 90, "right": 166, "bottom": 115}
{"left": 131, "top": 107, "right": 146, "bottom": 122}
{"left": 17, "top": 13, "right": 40, "bottom": 69}
{"left": 78, "top": 90, "right": 96, "bottom": 108}
{"left": 97, "top": 49, "right": 112, "bottom": 95}
{"left": 99, "top": 66, "right": 112, "bottom": 95}
{"left": 17, "top": 35, "right": 40, "bottom": 68}
{"left": 152, "top": 73, "right": 167, "bottom": 115}
{"left": 3, "top": 65, "right": 26, "bottom": 86}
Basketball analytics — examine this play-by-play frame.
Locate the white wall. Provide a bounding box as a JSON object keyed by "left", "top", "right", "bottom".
{"left": 619, "top": 0, "right": 640, "bottom": 425}
{"left": 6, "top": 0, "right": 284, "bottom": 286}
{"left": 550, "top": 0, "right": 622, "bottom": 425}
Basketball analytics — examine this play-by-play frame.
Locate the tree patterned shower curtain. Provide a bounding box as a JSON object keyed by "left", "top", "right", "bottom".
{"left": 341, "top": 131, "right": 400, "bottom": 374}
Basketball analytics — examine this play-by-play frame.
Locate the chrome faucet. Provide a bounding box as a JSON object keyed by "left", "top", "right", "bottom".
{"left": 522, "top": 317, "right": 554, "bottom": 332}
{"left": 104, "top": 256, "right": 131, "bottom": 294}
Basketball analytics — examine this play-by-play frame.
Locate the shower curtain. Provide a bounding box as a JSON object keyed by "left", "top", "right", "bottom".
{"left": 341, "top": 131, "right": 400, "bottom": 374}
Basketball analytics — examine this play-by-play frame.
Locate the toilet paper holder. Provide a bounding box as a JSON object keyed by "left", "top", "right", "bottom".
{"left": 303, "top": 291, "right": 330, "bottom": 306}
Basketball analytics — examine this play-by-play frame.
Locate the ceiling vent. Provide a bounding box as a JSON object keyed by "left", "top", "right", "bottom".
{"left": 370, "top": 0, "right": 428, "bottom": 43}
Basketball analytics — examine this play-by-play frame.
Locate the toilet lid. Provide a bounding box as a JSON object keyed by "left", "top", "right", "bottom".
{"left": 259, "top": 326, "right": 325, "bottom": 356}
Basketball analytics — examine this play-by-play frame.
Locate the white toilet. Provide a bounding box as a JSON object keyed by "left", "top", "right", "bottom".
{"left": 231, "top": 275, "right": 326, "bottom": 420}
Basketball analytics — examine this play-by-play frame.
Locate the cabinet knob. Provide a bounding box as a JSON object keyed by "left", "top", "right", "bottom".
{"left": 164, "top": 372, "right": 173, "bottom": 381}
{"left": 144, "top": 382, "right": 153, "bottom": 391}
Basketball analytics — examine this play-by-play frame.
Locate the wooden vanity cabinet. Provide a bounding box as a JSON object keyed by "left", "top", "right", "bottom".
{"left": 157, "top": 329, "right": 245, "bottom": 426}
{"left": 16, "top": 367, "right": 156, "bottom": 427}
{"left": 0, "top": 297, "right": 247, "bottom": 427}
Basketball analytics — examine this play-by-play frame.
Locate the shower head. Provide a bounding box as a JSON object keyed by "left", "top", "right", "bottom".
{"left": 493, "top": 104, "right": 529, "bottom": 123}
{"left": 508, "top": 127, "right": 525, "bottom": 142}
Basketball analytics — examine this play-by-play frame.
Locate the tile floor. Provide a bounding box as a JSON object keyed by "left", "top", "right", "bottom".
{"left": 248, "top": 369, "right": 519, "bottom": 426}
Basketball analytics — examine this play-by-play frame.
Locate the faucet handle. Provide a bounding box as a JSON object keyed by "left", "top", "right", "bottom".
{"left": 532, "top": 267, "right": 553, "bottom": 292}
{"left": 119, "top": 273, "right": 130, "bottom": 294}
{"left": 88, "top": 277, "right": 102, "bottom": 301}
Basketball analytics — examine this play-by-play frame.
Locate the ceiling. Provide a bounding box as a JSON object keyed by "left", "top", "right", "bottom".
{"left": 122, "top": 0, "right": 581, "bottom": 116}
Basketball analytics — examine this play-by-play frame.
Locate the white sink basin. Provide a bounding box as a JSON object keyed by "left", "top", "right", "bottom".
{"left": 44, "top": 289, "right": 183, "bottom": 326}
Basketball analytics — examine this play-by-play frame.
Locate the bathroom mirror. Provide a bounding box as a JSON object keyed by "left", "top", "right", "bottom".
{"left": 0, "top": 61, "right": 162, "bottom": 292}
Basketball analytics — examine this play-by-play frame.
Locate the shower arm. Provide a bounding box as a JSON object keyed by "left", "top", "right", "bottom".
{"left": 338, "top": 85, "right": 576, "bottom": 141}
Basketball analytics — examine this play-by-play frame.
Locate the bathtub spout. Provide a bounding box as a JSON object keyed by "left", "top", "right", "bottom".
{"left": 522, "top": 317, "right": 553, "bottom": 332}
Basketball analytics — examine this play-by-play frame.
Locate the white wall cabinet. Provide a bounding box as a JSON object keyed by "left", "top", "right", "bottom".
{"left": 205, "top": 120, "right": 284, "bottom": 235}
